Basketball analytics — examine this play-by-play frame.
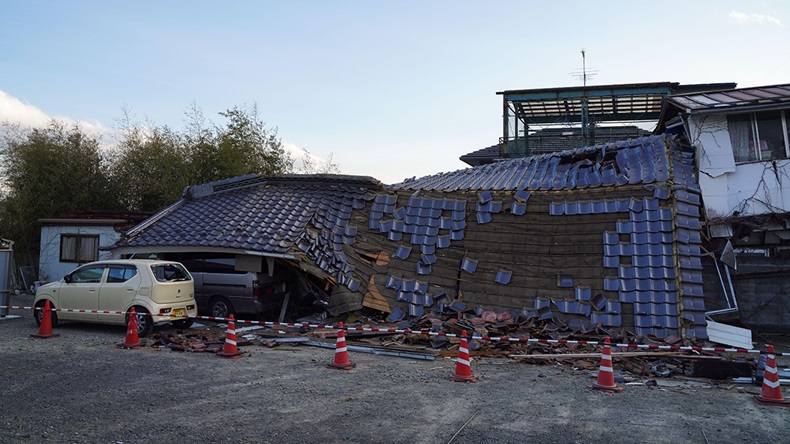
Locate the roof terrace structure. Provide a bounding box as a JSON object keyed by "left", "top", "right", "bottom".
{"left": 495, "top": 81, "right": 736, "bottom": 160}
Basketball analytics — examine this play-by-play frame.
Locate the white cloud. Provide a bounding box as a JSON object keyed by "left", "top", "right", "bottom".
{"left": 728, "top": 11, "right": 784, "bottom": 27}
{"left": 0, "top": 90, "right": 52, "bottom": 128}
{"left": 282, "top": 140, "right": 341, "bottom": 174}
{"left": 0, "top": 90, "right": 113, "bottom": 145}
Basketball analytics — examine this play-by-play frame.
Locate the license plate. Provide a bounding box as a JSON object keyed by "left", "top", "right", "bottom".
{"left": 172, "top": 308, "right": 184, "bottom": 317}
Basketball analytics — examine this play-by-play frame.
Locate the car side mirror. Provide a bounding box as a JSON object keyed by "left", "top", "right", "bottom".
{"left": 64, "top": 274, "right": 73, "bottom": 283}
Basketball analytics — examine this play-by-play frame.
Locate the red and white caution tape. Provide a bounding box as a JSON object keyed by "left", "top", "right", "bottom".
{"left": 3, "top": 305, "right": 787, "bottom": 356}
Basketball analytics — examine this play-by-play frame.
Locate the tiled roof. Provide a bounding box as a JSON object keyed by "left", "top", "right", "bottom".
{"left": 395, "top": 135, "right": 670, "bottom": 191}
{"left": 117, "top": 174, "right": 382, "bottom": 257}
{"left": 112, "top": 136, "right": 708, "bottom": 340}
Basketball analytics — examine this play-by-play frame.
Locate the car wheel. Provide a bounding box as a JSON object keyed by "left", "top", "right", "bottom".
{"left": 172, "top": 318, "right": 193, "bottom": 329}
{"left": 126, "top": 307, "right": 153, "bottom": 337}
{"left": 33, "top": 300, "right": 59, "bottom": 328}
{"left": 209, "top": 297, "right": 234, "bottom": 319}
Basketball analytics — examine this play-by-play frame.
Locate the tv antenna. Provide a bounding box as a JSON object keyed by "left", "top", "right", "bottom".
{"left": 570, "top": 49, "right": 599, "bottom": 87}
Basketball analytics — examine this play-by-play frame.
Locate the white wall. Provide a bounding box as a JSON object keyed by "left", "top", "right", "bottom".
{"left": 38, "top": 225, "right": 120, "bottom": 283}
{"left": 689, "top": 114, "right": 790, "bottom": 219}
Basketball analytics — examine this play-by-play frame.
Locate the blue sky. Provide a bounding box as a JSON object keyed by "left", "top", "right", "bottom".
{"left": 2, "top": 1, "right": 789, "bottom": 183}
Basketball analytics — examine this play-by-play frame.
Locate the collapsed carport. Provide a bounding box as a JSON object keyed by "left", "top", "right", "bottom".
{"left": 111, "top": 135, "right": 708, "bottom": 340}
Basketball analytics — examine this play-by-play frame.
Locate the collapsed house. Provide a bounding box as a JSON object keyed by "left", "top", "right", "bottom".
{"left": 111, "top": 133, "right": 709, "bottom": 340}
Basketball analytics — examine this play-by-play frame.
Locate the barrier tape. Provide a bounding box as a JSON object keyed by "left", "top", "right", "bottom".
{"left": 4, "top": 305, "right": 788, "bottom": 356}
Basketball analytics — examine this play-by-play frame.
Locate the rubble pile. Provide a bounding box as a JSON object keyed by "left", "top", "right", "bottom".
{"left": 146, "top": 307, "right": 760, "bottom": 381}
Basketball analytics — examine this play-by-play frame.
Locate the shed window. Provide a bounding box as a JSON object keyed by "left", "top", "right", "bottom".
{"left": 728, "top": 110, "right": 790, "bottom": 163}
{"left": 60, "top": 234, "right": 99, "bottom": 263}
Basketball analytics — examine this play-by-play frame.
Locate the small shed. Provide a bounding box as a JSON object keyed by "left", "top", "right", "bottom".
{"left": 37, "top": 211, "right": 151, "bottom": 284}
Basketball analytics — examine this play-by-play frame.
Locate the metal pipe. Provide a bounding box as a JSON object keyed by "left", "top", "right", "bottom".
{"left": 706, "top": 259, "right": 739, "bottom": 317}
{"left": 724, "top": 264, "right": 738, "bottom": 311}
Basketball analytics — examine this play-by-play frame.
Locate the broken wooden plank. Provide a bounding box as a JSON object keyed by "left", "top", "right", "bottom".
{"left": 362, "top": 275, "right": 391, "bottom": 313}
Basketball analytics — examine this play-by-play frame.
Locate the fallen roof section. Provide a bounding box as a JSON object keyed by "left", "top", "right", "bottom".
{"left": 112, "top": 135, "right": 708, "bottom": 340}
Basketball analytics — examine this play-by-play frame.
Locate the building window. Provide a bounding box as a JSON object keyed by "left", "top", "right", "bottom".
{"left": 60, "top": 234, "right": 99, "bottom": 263}
{"left": 728, "top": 110, "right": 790, "bottom": 163}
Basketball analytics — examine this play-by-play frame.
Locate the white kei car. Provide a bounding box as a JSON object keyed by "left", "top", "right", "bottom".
{"left": 33, "top": 259, "right": 197, "bottom": 337}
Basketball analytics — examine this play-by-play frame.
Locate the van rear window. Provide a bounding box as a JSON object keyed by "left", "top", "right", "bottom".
{"left": 151, "top": 263, "right": 192, "bottom": 282}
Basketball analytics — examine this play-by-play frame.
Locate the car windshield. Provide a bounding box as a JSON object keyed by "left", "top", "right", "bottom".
{"left": 150, "top": 263, "right": 192, "bottom": 282}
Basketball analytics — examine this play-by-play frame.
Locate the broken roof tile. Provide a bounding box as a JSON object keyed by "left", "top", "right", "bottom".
{"left": 495, "top": 270, "right": 512, "bottom": 285}
{"left": 575, "top": 287, "right": 591, "bottom": 301}
{"left": 603, "top": 255, "right": 619, "bottom": 268}
{"left": 514, "top": 190, "right": 531, "bottom": 202}
{"left": 476, "top": 212, "right": 492, "bottom": 224}
{"left": 386, "top": 306, "right": 405, "bottom": 322}
{"left": 460, "top": 257, "right": 478, "bottom": 274}
{"left": 421, "top": 254, "right": 437, "bottom": 265}
{"left": 448, "top": 300, "right": 466, "bottom": 312}
{"left": 557, "top": 273, "right": 574, "bottom": 288}
{"left": 591, "top": 313, "right": 621, "bottom": 327}
{"left": 534, "top": 298, "right": 550, "bottom": 309}
{"left": 619, "top": 291, "right": 636, "bottom": 303}
{"left": 394, "top": 245, "right": 412, "bottom": 260}
{"left": 590, "top": 292, "right": 607, "bottom": 311}
{"left": 549, "top": 203, "right": 564, "bottom": 216}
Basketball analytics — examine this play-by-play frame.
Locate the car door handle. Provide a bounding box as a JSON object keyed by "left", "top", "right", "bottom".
{"left": 126, "top": 288, "right": 134, "bottom": 292}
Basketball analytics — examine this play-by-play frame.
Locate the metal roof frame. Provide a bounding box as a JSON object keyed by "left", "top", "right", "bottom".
{"left": 497, "top": 82, "right": 737, "bottom": 158}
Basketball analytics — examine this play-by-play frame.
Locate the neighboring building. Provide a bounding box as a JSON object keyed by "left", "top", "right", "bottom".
{"left": 460, "top": 82, "right": 736, "bottom": 166}
{"left": 112, "top": 134, "right": 709, "bottom": 339}
{"left": 37, "top": 211, "right": 151, "bottom": 284}
{"left": 659, "top": 83, "right": 790, "bottom": 333}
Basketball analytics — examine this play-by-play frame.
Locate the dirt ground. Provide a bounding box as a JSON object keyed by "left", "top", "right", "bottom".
{"left": 1, "top": 292, "right": 788, "bottom": 444}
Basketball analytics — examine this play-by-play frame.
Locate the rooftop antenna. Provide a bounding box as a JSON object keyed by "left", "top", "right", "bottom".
{"left": 570, "top": 49, "right": 599, "bottom": 87}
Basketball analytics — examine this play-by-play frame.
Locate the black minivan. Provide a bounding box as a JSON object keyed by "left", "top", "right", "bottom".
{"left": 153, "top": 252, "right": 294, "bottom": 319}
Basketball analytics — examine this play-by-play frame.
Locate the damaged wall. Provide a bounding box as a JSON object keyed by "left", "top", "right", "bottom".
{"left": 111, "top": 136, "right": 708, "bottom": 340}
{"left": 323, "top": 135, "right": 708, "bottom": 339}
{"left": 687, "top": 114, "right": 790, "bottom": 219}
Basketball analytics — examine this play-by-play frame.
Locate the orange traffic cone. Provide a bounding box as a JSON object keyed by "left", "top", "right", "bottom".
{"left": 450, "top": 330, "right": 476, "bottom": 383}
{"left": 590, "top": 337, "right": 623, "bottom": 393}
{"left": 753, "top": 345, "right": 790, "bottom": 407}
{"left": 31, "top": 300, "right": 59, "bottom": 339}
{"left": 118, "top": 308, "right": 143, "bottom": 349}
{"left": 216, "top": 314, "right": 245, "bottom": 359}
{"left": 327, "top": 321, "right": 355, "bottom": 370}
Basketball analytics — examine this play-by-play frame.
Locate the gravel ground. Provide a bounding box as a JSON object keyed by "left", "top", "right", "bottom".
{"left": 1, "top": 292, "right": 789, "bottom": 444}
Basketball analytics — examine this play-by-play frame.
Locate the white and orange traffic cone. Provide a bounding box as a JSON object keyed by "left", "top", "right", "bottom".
{"left": 327, "top": 321, "right": 355, "bottom": 370}
{"left": 216, "top": 314, "right": 245, "bottom": 359}
{"left": 590, "top": 337, "right": 623, "bottom": 393}
{"left": 753, "top": 345, "right": 790, "bottom": 407}
{"left": 450, "top": 330, "right": 476, "bottom": 383}
{"left": 117, "top": 308, "right": 142, "bottom": 349}
{"left": 31, "top": 300, "right": 59, "bottom": 339}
